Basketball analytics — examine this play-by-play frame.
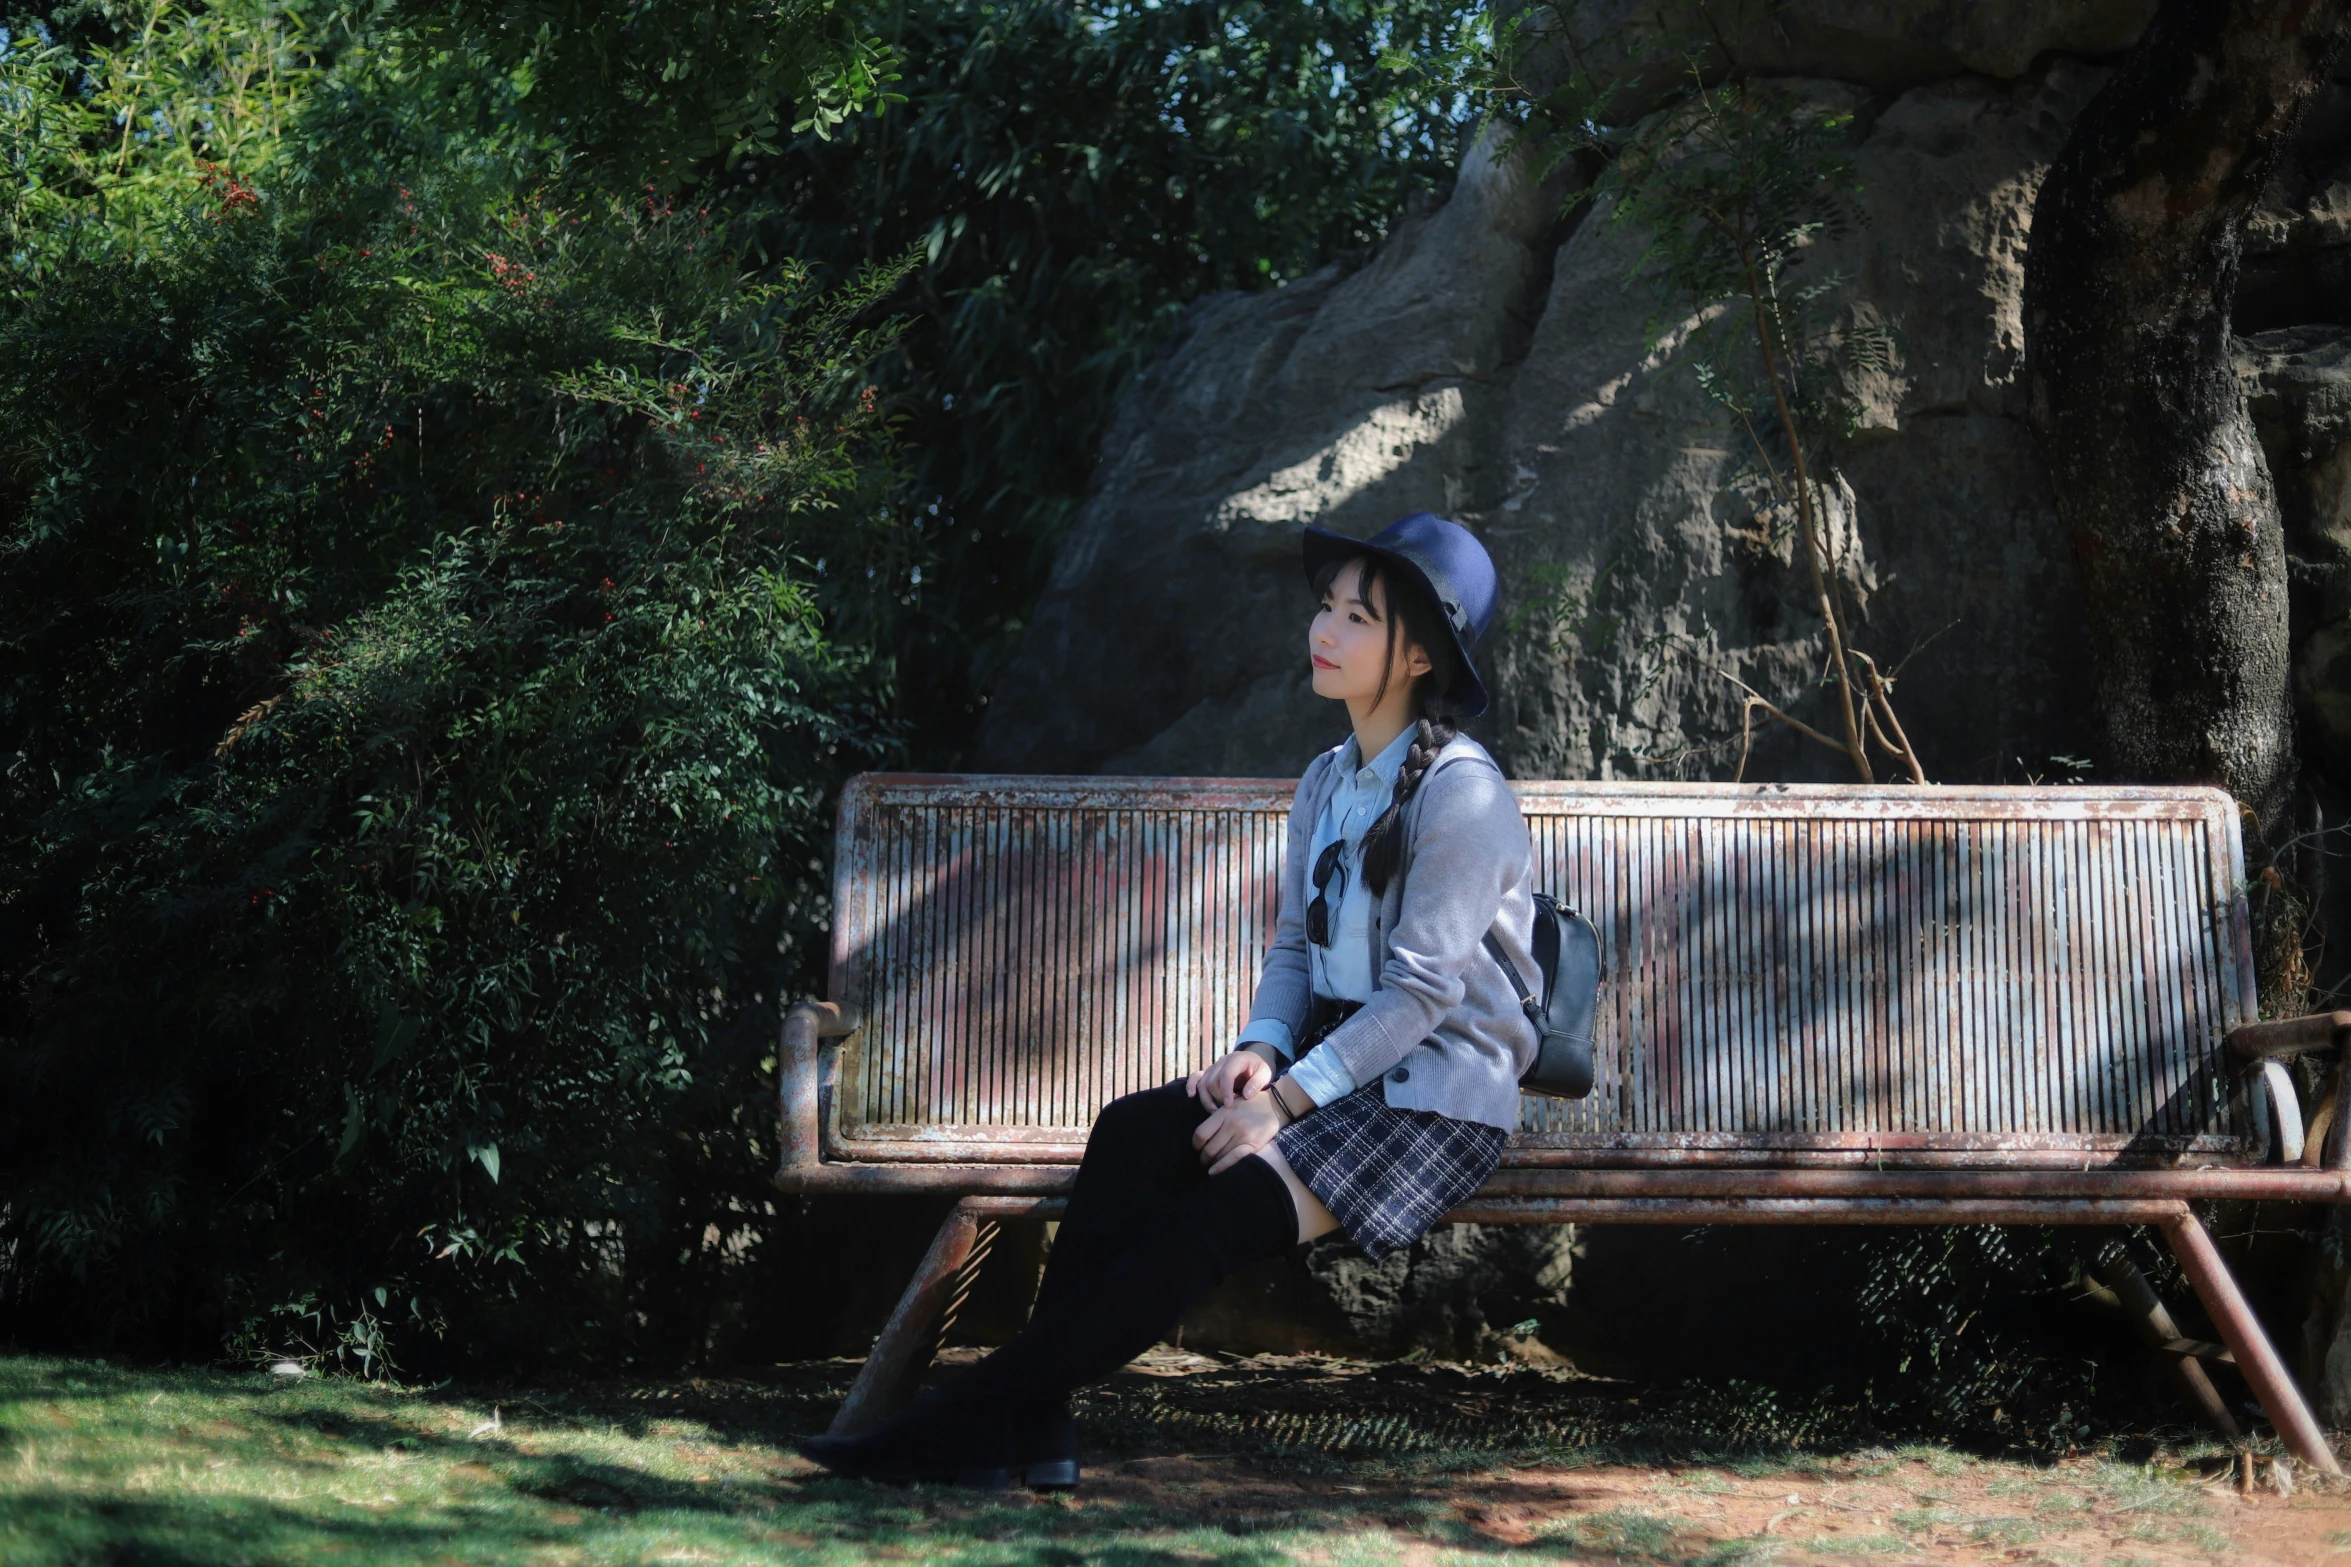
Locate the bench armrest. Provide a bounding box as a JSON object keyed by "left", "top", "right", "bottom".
{"left": 799, "top": 999, "right": 863, "bottom": 1040}
{"left": 2230, "top": 1011, "right": 2351, "bottom": 1171}
{"left": 2227, "top": 1011, "right": 2351, "bottom": 1060}
{"left": 778, "top": 999, "right": 862, "bottom": 1186}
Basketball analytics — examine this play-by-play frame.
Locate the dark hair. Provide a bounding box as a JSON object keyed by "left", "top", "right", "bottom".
{"left": 1310, "top": 552, "right": 1463, "bottom": 896}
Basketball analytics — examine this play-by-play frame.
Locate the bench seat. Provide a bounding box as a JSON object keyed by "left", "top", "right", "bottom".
{"left": 777, "top": 774, "right": 2351, "bottom": 1468}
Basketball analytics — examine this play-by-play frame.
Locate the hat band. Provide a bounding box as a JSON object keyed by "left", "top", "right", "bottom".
{"left": 1381, "top": 542, "right": 1474, "bottom": 643}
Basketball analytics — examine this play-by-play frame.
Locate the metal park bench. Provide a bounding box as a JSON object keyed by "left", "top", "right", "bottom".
{"left": 776, "top": 774, "right": 2351, "bottom": 1470}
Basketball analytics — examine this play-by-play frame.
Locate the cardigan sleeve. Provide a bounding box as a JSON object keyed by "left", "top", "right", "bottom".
{"left": 1318, "top": 757, "right": 1528, "bottom": 1088}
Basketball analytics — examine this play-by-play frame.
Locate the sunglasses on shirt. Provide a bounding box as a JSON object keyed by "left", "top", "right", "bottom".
{"left": 1307, "top": 838, "right": 1347, "bottom": 948}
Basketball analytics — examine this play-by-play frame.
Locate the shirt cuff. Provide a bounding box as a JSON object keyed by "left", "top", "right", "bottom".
{"left": 1287, "top": 1043, "right": 1355, "bottom": 1108}
{"left": 1236, "top": 1017, "right": 1296, "bottom": 1061}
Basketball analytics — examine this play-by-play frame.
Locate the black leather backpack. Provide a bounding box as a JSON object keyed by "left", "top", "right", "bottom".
{"left": 1409, "top": 754, "right": 1601, "bottom": 1100}
{"left": 1483, "top": 894, "right": 1602, "bottom": 1099}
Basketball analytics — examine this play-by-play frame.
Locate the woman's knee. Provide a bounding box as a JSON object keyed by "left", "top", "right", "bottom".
{"left": 1092, "top": 1080, "right": 1200, "bottom": 1140}
{"left": 1079, "top": 1084, "right": 1206, "bottom": 1175}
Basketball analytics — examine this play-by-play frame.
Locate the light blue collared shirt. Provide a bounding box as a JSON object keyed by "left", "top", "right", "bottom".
{"left": 1237, "top": 726, "right": 1416, "bottom": 1104}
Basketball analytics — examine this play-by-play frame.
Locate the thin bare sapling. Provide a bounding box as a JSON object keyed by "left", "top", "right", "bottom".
{"left": 1497, "top": 4, "right": 1926, "bottom": 783}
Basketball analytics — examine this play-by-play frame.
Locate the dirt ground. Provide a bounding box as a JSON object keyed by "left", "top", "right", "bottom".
{"left": 851, "top": 1346, "right": 2351, "bottom": 1565}
{"left": 1046, "top": 1445, "right": 2350, "bottom": 1565}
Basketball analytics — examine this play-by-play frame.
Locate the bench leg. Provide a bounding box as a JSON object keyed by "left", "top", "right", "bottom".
{"left": 2161, "top": 1208, "right": 2342, "bottom": 1474}
{"left": 827, "top": 1199, "right": 999, "bottom": 1438}
{"left": 2095, "top": 1258, "right": 2239, "bottom": 1441}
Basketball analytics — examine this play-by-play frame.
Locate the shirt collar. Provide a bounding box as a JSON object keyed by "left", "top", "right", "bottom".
{"left": 1337, "top": 725, "right": 1420, "bottom": 789}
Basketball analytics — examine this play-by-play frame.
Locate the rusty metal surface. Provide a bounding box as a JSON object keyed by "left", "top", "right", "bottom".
{"left": 1472, "top": 1167, "right": 2349, "bottom": 1200}
{"left": 780, "top": 1006, "right": 823, "bottom": 1176}
{"left": 771, "top": 1157, "right": 2351, "bottom": 1201}
{"left": 826, "top": 1202, "right": 984, "bottom": 1438}
{"left": 959, "top": 1196, "right": 1070, "bottom": 1219}
{"left": 2100, "top": 1257, "right": 2240, "bottom": 1441}
{"left": 828, "top": 774, "right": 1294, "bottom": 1154}
{"left": 1446, "top": 1197, "right": 2195, "bottom": 1225}
{"left": 2161, "top": 1208, "right": 2344, "bottom": 1474}
{"left": 774, "top": 1161, "right": 1074, "bottom": 1194}
{"left": 805, "top": 1192, "right": 2241, "bottom": 1226}
{"left": 2229, "top": 1011, "right": 2351, "bottom": 1058}
{"left": 2333, "top": 1067, "right": 2351, "bottom": 1172}
{"left": 823, "top": 775, "right": 2256, "bottom": 1167}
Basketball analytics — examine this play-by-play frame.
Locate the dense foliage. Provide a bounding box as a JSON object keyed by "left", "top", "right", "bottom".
{"left": 0, "top": 0, "right": 1484, "bottom": 1369}
{"left": 0, "top": 1, "right": 906, "bottom": 1369}
{"left": 755, "top": 0, "right": 1485, "bottom": 757}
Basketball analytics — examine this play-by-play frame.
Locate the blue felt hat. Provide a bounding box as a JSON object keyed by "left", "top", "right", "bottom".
{"left": 1302, "top": 512, "right": 1498, "bottom": 717}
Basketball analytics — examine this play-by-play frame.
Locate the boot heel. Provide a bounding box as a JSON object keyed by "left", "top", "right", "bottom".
{"left": 1013, "top": 1405, "right": 1080, "bottom": 1490}
{"left": 1023, "top": 1457, "right": 1080, "bottom": 1490}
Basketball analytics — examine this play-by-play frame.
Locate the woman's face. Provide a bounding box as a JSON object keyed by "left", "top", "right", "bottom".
{"left": 1310, "top": 558, "right": 1431, "bottom": 709}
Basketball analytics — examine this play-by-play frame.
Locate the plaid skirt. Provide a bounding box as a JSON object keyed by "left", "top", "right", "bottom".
{"left": 1274, "top": 1084, "right": 1507, "bottom": 1261}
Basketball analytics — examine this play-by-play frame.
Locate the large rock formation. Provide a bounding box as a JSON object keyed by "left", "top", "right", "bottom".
{"left": 984, "top": 59, "right": 2118, "bottom": 790}
{"left": 978, "top": 5, "right": 2351, "bottom": 1386}
{"left": 979, "top": 121, "right": 1574, "bottom": 780}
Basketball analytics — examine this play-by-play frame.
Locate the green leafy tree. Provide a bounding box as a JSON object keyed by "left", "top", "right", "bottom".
{"left": 0, "top": 0, "right": 1492, "bottom": 1366}
{"left": 0, "top": 2, "right": 905, "bottom": 1368}
{"left": 387, "top": 0, "right": 899, "bottom": 171}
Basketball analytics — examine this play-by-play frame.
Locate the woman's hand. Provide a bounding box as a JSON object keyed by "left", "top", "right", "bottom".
{"left": 1185, "top": 1047, "right": 1273, "bottom": 1111}
{"left": 1192, "top": 1090, "right": 1285, "bottom": 1176}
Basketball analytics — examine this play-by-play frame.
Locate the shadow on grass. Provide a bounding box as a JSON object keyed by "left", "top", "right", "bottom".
{"left": 0, "top": 1490, "right": 589, "bottom": 1567}
{"left": 0, "top": 1482, "right": 1324, "bottom": 1567}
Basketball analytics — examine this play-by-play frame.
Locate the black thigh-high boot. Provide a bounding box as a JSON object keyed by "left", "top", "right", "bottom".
{"left": 799, "top": 1150, "right": 1299, "bottom": 1487}
{"left": 991, "top": 1081, "right": 1212, "bottom": 1486}
{"left": 1031, "top": 1081, "right": 1210, "bottom": 1320}
{"left": 967, "top": 1152, "right": 1298, "bottom": 1403}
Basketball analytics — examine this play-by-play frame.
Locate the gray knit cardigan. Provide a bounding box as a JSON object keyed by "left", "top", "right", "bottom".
{"left": 1244, "top": 733, "right": 1539, "bottom": 1132}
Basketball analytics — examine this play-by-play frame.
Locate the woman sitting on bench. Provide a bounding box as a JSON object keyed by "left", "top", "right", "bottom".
{"left": 800, "top": 512, "right": 1542, "bottom": 1489}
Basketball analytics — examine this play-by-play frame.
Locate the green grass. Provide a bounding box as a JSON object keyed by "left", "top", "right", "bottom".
{"left": 0, "top": 1356, "right": 1338, "bottom": 1567}
{"left": 1804, "top": 1536, "right": 1914, "bottom": 1557}
{"left": 1534, "top": 1507, "right": 1680, "bottom": 1558}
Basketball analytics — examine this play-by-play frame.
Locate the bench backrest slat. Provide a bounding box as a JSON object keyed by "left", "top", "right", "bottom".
{"left": 827, "top": 777, "right": 2256, "bottom": 1166}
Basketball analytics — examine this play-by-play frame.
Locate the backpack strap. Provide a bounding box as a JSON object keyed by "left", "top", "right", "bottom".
{"left": 1414, "top": 748, "right": 1544, "bottom": 1022}
{"left": 1397, "top": 747, "right": 1505, "bottom": 875}
{"left": 1483, "top": 930, "right": 1542, "bottom": 1022}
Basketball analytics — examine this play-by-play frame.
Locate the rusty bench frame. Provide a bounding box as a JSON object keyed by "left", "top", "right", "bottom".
{"left": 776, "top": 777, "right": 2351, "bottom": 1472}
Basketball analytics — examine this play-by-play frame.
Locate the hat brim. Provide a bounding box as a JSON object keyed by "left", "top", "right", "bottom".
{"left": 1302, "top": 525, "right": 1491, "bottom": 717}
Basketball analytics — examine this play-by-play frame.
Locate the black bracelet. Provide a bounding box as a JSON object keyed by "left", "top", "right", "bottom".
{"left": 1269, "top": 1076, "right": 1299, "bottom": 1125}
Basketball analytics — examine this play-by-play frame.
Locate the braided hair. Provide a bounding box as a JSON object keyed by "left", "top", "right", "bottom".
{"left": 1309, "top": 552, "right": 1466, "bottom": 897}
{"left": 1360, "top": 711, "right": 1459, "bottom": 895}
